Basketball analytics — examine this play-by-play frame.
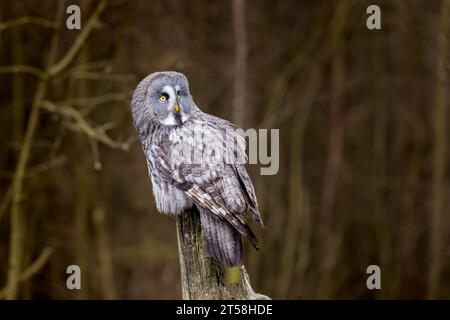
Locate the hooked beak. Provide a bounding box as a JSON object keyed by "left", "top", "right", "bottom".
{"left": 174, "top": 103, "right": 180, "bottom": 113}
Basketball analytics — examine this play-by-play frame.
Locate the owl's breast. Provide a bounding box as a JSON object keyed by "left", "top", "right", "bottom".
{"left": 150, "top": 174, "right": 193, "bottom": 215}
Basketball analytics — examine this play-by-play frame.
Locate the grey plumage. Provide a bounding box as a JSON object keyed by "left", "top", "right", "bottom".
{"left": 131, "top": 71, "right": 263, "bottom": 266}
{"left": 199, "top": 207, "right": 242, "bottom": 267}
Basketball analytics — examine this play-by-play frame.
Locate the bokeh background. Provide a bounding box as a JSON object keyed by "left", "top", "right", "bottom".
{"left": 0, "top": 0, "right": 449, "bottom": 299}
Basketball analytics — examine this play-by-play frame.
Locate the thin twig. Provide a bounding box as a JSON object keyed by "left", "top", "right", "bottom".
{"left": 53, "top": 59, "right": 113, "bottom": 83}
{"left": 27, "top": 156, "right": 67, "bottom": 177}
{"left": 0, "top": 156, "right": 67, "bottom": 181}
{"left": 0, "top": 16, "right": 55, "bottom": 31}
{"left": 41, "top": 101, "right": 130, "bottom": 151}
{"left": 0, "top": 248, "right": 54, "bottom": 299}
{"left": 57, "top": 92, "right": 129, "bottom": 108}
{"left": 0, "top": 65, "right": 46, "bottom": 79}
{"left": 90, "top": 139, "right": 102, "bottom": 170}
{"left": 72, "top": 71, "right": 136, "bottom": 82}
{"left": 0, "top": 186, "right": 12, "bottom": 223}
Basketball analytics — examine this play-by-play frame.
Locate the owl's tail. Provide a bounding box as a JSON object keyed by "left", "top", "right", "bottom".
{"left": 199, "top": 208, "right": 242, "bottom": 267}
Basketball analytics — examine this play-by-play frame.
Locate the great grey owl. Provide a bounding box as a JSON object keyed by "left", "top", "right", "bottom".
{"left": 131, "top": 71, "right": 263, "bottom": 266}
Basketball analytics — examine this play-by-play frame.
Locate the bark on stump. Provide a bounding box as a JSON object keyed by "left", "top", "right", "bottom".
{"left": 176, "top": 207, "right": 269, "bottom": 300}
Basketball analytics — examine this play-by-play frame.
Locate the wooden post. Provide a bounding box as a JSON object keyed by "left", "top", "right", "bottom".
{"left": 176, "top": 207, "right": 269, "bottom": 300}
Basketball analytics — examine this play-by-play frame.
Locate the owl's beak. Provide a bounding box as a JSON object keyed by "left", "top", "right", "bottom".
{"left": 174, "top": 103, "right": 180, "bottom": 113}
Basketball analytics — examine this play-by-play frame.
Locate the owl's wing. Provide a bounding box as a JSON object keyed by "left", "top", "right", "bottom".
{"left": 150, "top": 143, "right": 260, "bottom": 249}
{"left": 181, "top": 163, "right": 260, "bottom": 249}
{"left": 232, "top": 164, "right": 264, "bottom": 227}
{"left": 200, "top": 117, "right": 264, "bottom": 226}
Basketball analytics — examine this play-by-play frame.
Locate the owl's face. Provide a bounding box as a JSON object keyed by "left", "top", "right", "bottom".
{"left": 145, "top": 72, "right": 193, "bottom": 126}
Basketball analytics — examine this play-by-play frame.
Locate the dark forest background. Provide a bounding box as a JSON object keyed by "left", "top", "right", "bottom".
{"left": 0, "top": 0, "right": 449, "bottom": 299}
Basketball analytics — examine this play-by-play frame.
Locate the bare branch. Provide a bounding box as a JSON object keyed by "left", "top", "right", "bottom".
{"left": 27, "top": 156, "right": 67, "bottom": 177}
{"left": 72, "top": 71, "right": 136, "bottom": 82}
{"left": 20, "top": 248, "right": 54, "bottom": 283}
{"left": 0, "top": 156, "right": 66, "bottom": 227}
{"left": 53, "top": 60, "right": 114, "bottom": 82}
{"left": 47, "top": 0, "right": 110, "bottom": 77}
{"left": 57, "top": 92, "right": 129, "bottom": 108}
{"left": 41, "top": 101, "right": 130, "bottom": 151}
{"left": 0, "top": 16, "right": 55, "bottom": 31}
{"left": 0, "top": 186, "right": 12, "bottom": 223}
{"left": 0, "top": 65, "right": 46, "bottom": 79}
{"left": 0, "top": 155, "right": 66, "bottom": 181}
{"left": 0, "top": 248, "right": 54, "bottom": 299}
{"left": 90, "top": 140, "right": 103, "bottom": 170}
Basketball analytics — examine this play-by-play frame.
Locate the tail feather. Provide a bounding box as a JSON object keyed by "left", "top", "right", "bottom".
{"left": 199, "top": 208, "right": 242, "bottom": 266}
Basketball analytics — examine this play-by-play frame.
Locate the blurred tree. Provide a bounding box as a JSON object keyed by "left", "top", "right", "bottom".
{"left": 428, "top": 0, "right": 450, "bottom": 299}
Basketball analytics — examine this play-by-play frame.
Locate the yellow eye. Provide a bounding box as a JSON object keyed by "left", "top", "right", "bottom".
{"left": 177, "top": 94, "right": 181, "bottom": 100}
{"left": 159, "top": 95, "right": 167, "bottom": 101}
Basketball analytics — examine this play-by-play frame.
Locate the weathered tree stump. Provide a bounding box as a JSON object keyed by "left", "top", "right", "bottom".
{"left": 176, "top": 207, "right": 270, "bottom": 300}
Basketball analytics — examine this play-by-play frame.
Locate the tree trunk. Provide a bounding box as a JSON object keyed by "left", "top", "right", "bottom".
{"left": 176, "top": 206, "right": 269, "bottom": 300}
{"left": 231, "top": 0, "right": 247, "bottom": 127}
{"left": 427, "top": 0, "right": 450, "bottom": 299}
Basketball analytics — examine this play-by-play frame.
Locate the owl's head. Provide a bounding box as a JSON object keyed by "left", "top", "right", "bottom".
{"left": 132, "top": 71, "right": 195, "bottom": 132}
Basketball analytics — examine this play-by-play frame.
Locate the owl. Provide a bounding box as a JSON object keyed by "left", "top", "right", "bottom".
{"left": 131, "top": 71, "right": 263, "bottom": 266}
